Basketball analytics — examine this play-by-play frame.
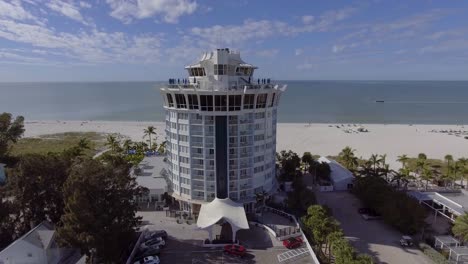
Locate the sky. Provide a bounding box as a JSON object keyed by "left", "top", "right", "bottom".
{"left": 0, "top": 0, "right": 468, "bottom": 81}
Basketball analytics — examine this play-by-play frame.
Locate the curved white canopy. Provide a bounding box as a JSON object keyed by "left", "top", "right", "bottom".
{"left": 197, "top": 198, "right": 249, "bottom": 231}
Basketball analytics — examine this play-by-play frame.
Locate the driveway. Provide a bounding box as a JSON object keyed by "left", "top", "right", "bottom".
{"left": 316, "top": 191, "right": 433, "bottom": 264}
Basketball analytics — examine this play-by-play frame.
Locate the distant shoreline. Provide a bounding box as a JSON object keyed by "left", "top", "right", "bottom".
{"left": 24, "top": 120, "right": 468, "bottom": 170}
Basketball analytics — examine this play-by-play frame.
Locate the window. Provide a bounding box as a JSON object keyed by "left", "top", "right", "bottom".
{"left": 188, "top": 67, "right": 206, "bottom": 76}
{"left": 175, "top": 94, "right": 187, "bottom": 109}
{"left": 167, "top": 94, "right": 174, "bottom": 107}
{"left": 243, "top": 94, "right": 255, "bottom": 109}
{"left": 254, "top": 134, "right": 264, "bottom": 141}
{"left": 255, "top": 112, "right": 265, "bottom": 119}
{"left": 236, "top": 67, "right": 253, "bottom": 76}
{"left": 256, "top": 94, "right": 267, "bottom": 108}
{"left": 200, "top": 95, "right": 213, "bottom": 111}
{"left": 178, "top": 113, "right": 188, "bottom": 119}
{"left": 229, "top": 95, "right": 242, "bottom": 111}
{"left": 187, "top": 94, "right": 199, "bottom": 109}
{"left": 215, "top": 95, "right": 227, "bottom": 111}
{"left": 270, "top": 93, "right": 276, "bottom": 107}
{"left": 214, "top": 64, "right": 227, "bottom": 75}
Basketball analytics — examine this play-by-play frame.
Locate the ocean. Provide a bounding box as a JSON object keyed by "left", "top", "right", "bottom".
{"left": 1, "top": 81, "right": 468, "bottom": 124}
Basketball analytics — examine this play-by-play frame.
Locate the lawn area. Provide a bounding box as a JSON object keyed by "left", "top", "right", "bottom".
{"left": 11, "top": 132, "right": 107, "bottom": 157}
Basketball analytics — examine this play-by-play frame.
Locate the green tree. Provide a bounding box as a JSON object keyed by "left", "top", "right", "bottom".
{"left": 58, "top": 157, "right": 145, "bottom": 262}
{"left": 7, "top": 153, "right": 70, "bottom": 232}
{"left": 421, "top": 166, "right": 433, "bottom": 191}
{"left": 0, "top": 113, "right": 25, "bottom": 159}
{"left": 338, "top": 146, "right": 358, "bottom": 171}
{"left": 302, "top": 205, "right": 339, "bottom": 254}
{"left": 302, "top": 152, "right": 314, "bottom": 170}
{"left": 445, "top": 154, "right": 454, "bottom": 180}
{"left": 397, "top": 154, "right": 409, "bottom": 169}
{"left": 369, "top": 154, "right": 380, "bottom": 176}
{"left": 277, "top": 150, "right": 301, "bottom": 181}
{"left": 157, "top": 140, "right": 167, "bottom": 154}
{"left": 143, "top": 126, "right": 157, "bottom": 150}
{"left": 105, "top": 134, "right": 120, "bottom": 153}
{"left": 458, "top": 158, "right": 468, "bottom": 187}
{"left": 0, "top": 190, "right": 15, "bottom": 248}
{"left": 453, "top": 213, "right": 468, "bottom": 242}
{"left": 122, "top": 139, "right": 133, "bottom": 153}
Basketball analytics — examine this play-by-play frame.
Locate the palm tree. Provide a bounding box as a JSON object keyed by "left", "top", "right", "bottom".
{"left": 458, "top": 158, "right": 468, "bottom": 188}
{"left": 122, "top": 139, "right": 133, "bottom": 153}
{"left": 397, "top": 154, "right": 409, "bottom": 169}
{"left": 418, "top": 153, "right": 427, "bottom": 161}
{"left": 143, "top": 126, "right": 157, "bottom": 150}
{"left": 77, "top": 138, "right": 90, "bottom": 150}
{"left": 105, "top": 134, "right": 120, "bottom": 153}
{"left": 421, "top": 166, "right": 433, "bottom": 191}
{"left": 453, "top": 213, "right": 468, "bottom": 241}
{"left": 338, "top": 146, "right": 358, "bottom": 171}
{"left": 369, "top": 154, "right": 380, "bottom": 176}
{"left": 157, "top": 140, "right": 167, "bottom": 154}
{"left": 445, "top": 154, "right": 454, "bottom": 179}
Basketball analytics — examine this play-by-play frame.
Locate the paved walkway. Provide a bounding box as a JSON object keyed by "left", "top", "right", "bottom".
{"left": 316, "top": 191, "right": 433, "bottom": 264}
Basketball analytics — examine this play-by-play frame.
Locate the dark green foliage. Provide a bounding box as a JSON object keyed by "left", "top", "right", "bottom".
{"left": 316, "top": 162, "right": 331, "bottom": 181}
{"left": 418, "top": 243, "right": 448, "bottom": 264}
{"left": 353, "top": 176, "right": 426, "bottom": 234}
{"left": 0, "top": 191, "right": 15, "bottom": 248}
{"left": 0, "top": 113, "right": 24, "bottom": 160}
{"left": 7, "top": 153, "right": 70, "bottom": 232}
{"left": 57, "top": 158, "right": 145, "bottom": 262}
{"left": 277, "top": 150, "right": 301, "bottom": 181}
{"left": 285, "top": 176, "right": 316, "bottom": 216}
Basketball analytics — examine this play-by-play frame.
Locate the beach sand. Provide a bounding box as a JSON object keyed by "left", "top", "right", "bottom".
{"left": 24, "top": 120, "right": 468, "bottom": 169}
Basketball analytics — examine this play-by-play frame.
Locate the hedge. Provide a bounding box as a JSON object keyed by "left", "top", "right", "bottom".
{"left": 419, "top": 242, "right": 448, "bottom": 264}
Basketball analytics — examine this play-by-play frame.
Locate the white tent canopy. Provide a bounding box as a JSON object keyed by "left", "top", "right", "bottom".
{"left": 197, "top": 198, "right": 249, "bottom": 241}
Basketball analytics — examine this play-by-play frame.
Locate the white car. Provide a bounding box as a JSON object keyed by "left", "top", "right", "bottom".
{"left": 134, "top": 255, "right": 160, "bottom": 264}
{"left": 140, "top": 237, "right": 166, "bottom": 250}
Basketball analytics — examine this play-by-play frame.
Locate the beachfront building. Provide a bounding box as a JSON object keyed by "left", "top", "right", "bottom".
{"left": 160, "top": 48, "right": 286, "bottom": 217}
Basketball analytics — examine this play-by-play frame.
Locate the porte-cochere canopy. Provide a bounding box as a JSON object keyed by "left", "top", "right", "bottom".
{"left": 197, "top": 198, "right": 249, "bottom": 239}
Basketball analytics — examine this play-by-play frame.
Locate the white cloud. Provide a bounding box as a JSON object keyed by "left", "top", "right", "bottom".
{"left": 302, "top": 15, "right": 314, "bottom": 24}
{"left": 46, "top": 0, "right": 89, "bottom": 25}
{"left": 0, "top": 18, "right": 164, "bottom": 63}
{"left": 0, "top": 0, "right": 36, "bottom": 21}
{"left": 295, "top": 48, "right": 303, "bottom": 56}
{"left": 332, "top": 45, "right": 345, "bottom": 53}
{"left": 79, "top": 1, "right": 92, "bottom": 8}
{"left": 297, "top": 63, "right": 316, "bottom": 70}
{"left": 106, "top": 0, "right": 198, "bottom": 24}
{"left": 256, "top": 49, "right": 278, "bottom": 57}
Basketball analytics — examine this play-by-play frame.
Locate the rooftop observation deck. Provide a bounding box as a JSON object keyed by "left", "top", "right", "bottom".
{"left": 161, "top": 79, "right": 286, "bottom": 92}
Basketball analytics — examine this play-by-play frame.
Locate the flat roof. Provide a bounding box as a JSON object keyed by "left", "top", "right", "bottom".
{"left": 135, "top": 156, "right": 168, "bottom": 191}
{"left": 408, "top": 191, "right": 466, "bottom": 215}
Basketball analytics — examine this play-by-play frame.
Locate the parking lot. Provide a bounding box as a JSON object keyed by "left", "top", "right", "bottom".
{"left": 316, "top": 191, "right": 432, "bottom": 264}
{"left": 137, "top": 211, "right": 314, "bottom": 263}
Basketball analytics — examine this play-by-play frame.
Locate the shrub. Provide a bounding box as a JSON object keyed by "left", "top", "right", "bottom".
{"left": 418, "top": 242, "right": 448, "bottom": 264}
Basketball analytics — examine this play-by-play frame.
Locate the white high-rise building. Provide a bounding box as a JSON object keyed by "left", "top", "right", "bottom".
{"left": 161, "top": 48, "right": 286, "bottom": 214}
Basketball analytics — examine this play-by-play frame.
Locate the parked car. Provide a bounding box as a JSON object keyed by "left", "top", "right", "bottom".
{"left": 134, "top": 246, "right": 161, "bottom": 259}
{"left": 400, "top": 236, "right": 414, "bottom": 247}
{"left": 144, "top": 230, "right": 168, "bottom": 240}
{"left": 359, "top": 208, "right": 381, "bottom": 220}
{"left": 283, "top": 237, "right": 303, "bottom": 249}
{"left": 133, "top": 255, "right": 160, "bottom": 264}
{"left": 140, "top": 237, "right": 165, "bottom": 250}
{"left": 223, "top": 244, "right": 246, "bottom": 257}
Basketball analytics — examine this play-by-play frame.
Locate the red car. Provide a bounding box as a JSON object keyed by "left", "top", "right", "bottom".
{"left": 283, "top": 237, "right": 303, "bottom": 249}
{"left": 223, "top": 244, "right": 246, "bottom": 257}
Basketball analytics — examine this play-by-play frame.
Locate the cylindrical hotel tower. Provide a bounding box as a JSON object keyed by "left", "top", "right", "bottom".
{"left": 160, "top": 48, "right": 286, "bottom": 214}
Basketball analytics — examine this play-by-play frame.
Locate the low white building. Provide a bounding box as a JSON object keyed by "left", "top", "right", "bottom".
{"left": 318, "top": 156, "right": 354, "bottom": 191}
{"left": 0, "top": 222, "right": 81, "bottom": 264}
{"left": 134, "top": 156, "right": 170, "bottom": 207}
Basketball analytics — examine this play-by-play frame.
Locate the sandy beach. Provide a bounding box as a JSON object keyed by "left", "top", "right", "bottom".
{"left": 24, "top": 120, "right": 468, "bottom": 169}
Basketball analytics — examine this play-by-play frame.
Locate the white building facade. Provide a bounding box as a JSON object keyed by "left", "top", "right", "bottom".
{"left": 160, "top": 48, "right": 286, "bottom": 213}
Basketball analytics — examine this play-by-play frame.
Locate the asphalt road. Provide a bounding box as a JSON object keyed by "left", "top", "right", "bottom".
{"left": 316, "top": 191, "right": 433, "bottom": 264}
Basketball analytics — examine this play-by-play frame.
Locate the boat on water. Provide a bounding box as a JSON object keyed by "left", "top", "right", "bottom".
{"left": 376, "top": 100, "right": 385, "bottom": 103}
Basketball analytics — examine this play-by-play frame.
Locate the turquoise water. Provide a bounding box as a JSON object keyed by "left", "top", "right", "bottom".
{"left": 1, "top": 81, "right": 468, "bottom": 124}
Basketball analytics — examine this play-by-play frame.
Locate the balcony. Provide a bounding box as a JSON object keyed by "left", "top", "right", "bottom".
{"left": 192, "top": 185, "right": 204, "bottom": 191}
{"left": 192, "top": 141, "right": 203, "bottom": 147}
{"left": 192, "top": 175, "right": 204, "bottom": 181}
{"left": 206, "top": 186, "right": 215, "bottom": 192}
{"left": 191, "top": 130, "right": 203, "bottom": 136}
{"left": 192, "top": 164, "right": 204, "bottom": 169}
{"left": 206, "top": 165, "right": 215, "bottom": 170}
{"left": 192, "top": 152, "right": 204, "bottom": 158}
{"left": 192, "top": 194, "right": 205, "bottom": 200}
{"left": 205, "top": 154, "right": 215, "bottom": 159}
